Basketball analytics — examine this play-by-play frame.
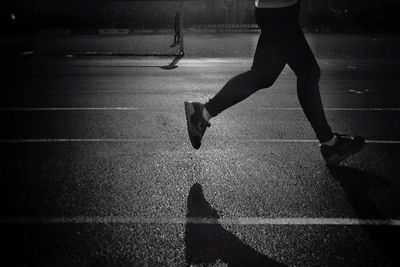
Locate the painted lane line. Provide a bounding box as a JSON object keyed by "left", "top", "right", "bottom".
{"left": 1, "top": 216, "right": 399, "bottom": 226}
{"left": 0, "top": 138, "right": 181, "bottom": 143}
{"left": 256, "top": 108, "right": 400, "bottom": 111}
{"left": 0, "top": 107, "right": 147, "bottom": 111}
{"left": 0, "top": 139, "right": 399, "bottom": 144}
{"left": 1, "top": 107, "right": 400, "bottom": 112}
{"left": 0, "top": 138, "right": 178, "bottom": 143}
{"left": 365, "top": 140, "right": 400, "bottom": 144}
{"left": 7, "top": 87, "right": 400, "bottom": 94}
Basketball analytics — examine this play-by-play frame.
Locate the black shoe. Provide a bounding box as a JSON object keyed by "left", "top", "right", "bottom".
{"left": 320, "top": 133, "right": 365, "bottom": 166}
{"left": 184, "top": 102, "right": 210, "bottom": 149}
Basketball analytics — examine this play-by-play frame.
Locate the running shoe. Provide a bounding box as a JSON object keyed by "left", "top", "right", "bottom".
{"left": 184, "top": 102, "right": 210, "bottom": 149}
{"left": 320, "top": 133, "right": 365, "bottom": 165}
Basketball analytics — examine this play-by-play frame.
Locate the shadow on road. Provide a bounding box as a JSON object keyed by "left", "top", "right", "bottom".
{"left": 328, "top": 166, "right": 400, "bottom": 266}
{"left": 184, "top": 183, "right": 286, "bottom": 267}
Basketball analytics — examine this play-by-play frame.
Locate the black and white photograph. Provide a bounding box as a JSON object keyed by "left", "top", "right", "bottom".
{"left": 1, "top": 0, "right": 400, "bottom": 266}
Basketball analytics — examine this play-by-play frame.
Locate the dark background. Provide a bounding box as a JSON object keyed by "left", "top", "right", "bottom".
{"left": 2, "top": 0, "right": 400, "bottom": 35}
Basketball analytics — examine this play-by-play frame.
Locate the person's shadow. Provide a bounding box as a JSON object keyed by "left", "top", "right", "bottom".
{"left": 184, "top": 183, "right": 287, "bottom": 267}
{"left": 328, "top": 166, "right": 400, "bottom": 266}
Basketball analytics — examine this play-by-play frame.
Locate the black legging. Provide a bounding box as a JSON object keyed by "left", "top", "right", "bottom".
{"left": 204, "top": 2, "right": 334, "bottom": 143}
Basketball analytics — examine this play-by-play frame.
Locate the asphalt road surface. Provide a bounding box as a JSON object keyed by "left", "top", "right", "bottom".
{"left": 1, "top": 34, "right": 400, "bottom": 266}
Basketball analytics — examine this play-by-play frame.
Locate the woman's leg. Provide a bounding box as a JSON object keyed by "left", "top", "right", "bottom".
{"left": 204, "top": 33, "right": 286, "bottom": 117}
{"left": 184, "top": 32, "right": 286, "bottom": 149}
{"left": 286, "top": 32, "right": 334, "bottom": 143}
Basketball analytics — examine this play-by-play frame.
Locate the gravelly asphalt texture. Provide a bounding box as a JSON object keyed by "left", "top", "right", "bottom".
{"left": 1, "top": 34, "right": 400, "bottom": 266}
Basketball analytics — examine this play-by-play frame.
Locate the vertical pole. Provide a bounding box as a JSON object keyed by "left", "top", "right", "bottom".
{"left": 179, "top": 0, "right": 184, "bottom": 55}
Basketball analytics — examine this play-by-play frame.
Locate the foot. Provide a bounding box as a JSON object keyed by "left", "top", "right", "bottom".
{"left": 320, "top": 133, "right": 365, "bottom": 166}
{"left": 184, "top": 102, "right": 210, "bottom": 149}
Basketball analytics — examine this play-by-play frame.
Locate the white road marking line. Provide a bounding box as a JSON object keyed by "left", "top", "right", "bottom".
{"left": 1, "top": 107, "right": 400, "bottom": 111}
{"left": 365, "top": 140, "right": 400, "bottom": 144}
{"left": 1, "top": 216, "right": 399, "bottom": 226}
{"left": 0, "top": 139, "right": 399, "bottom": 144}
{"left": 256, "top": 108, "right": 400, "bottom": 111}
{"left": 0, "top": 139, "right": 179, "bottom": 143}
{"left": 0, "top": 107, "right": 149, "bottom": 111}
